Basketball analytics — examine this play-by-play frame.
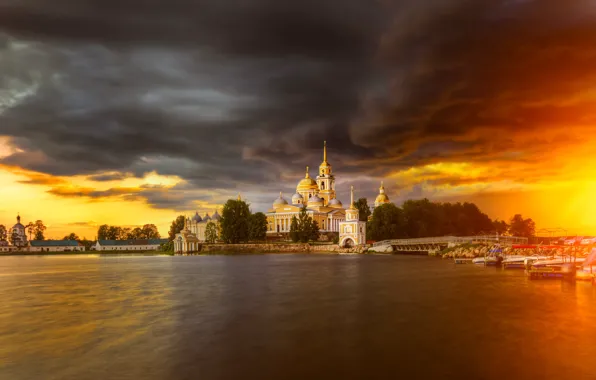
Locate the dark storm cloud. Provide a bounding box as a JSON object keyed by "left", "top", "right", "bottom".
{"left": 2, "top": 0, "right": 596, "bottom": 209}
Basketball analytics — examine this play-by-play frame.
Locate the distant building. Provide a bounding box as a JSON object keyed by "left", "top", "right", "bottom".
{"left": 94, "top": 239, "right": 169, "bottom": 251}
{"left": 29, "top": 240, "right": 85, "bottom": 252}
{"left": 266, "top": 142, "right": 346, "bottom": 237}
{"left": 339, "top": 186, "right": 366, "bottom": 248}
{"left": 10, "top": 214, "right": 28, "bottom": 248}
{"left": 174, "top": 211, "right": 222, "bottom": 253}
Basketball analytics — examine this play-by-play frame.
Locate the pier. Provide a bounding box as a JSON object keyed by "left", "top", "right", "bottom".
{"left": 371, "top": 235, "right": 528, "bottom": 253}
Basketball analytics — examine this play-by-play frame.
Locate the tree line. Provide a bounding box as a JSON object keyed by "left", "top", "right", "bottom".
{"left": 97, "top": 224, "right": 161, "bottom": 240}
{"left": 166, "top": 199, "right": 269, "bottom": 246}
{"left": 356, "top": 198, "right": 536, "bottom": 241}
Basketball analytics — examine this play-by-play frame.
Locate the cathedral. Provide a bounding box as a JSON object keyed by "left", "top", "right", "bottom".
{"left": 266, "top": 142, "right": 391, "bottom": 246}
{"left": 266, "top": 142, "right": 346, "bottom": 237}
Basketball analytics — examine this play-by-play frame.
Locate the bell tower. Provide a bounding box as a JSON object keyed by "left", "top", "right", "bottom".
{"left": 316, "top": 141, "right": 336, "bottom": 205}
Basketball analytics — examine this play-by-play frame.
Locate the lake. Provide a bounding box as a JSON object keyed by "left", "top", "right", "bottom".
{"left": 1, "top": 254, "right": 595, "bottom": 380}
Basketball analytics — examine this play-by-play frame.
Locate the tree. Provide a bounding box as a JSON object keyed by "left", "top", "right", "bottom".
{"left": 493, "top": 219, "right": 509, "bottom": 235}
{"left": 33, "top": 220, "right": 46, "bottom": 240}
{"left": 368, "top": 203, "right": 407, "bottom": 241}
{"left": 0, "top": 225, "right": 6, "bottom": 242}
{"left": 63, "top": 233, "right": 79, "bottom": 241}
{"left": 168, "top": 216, "right": 185, "bottom": 242}
{"left": 289, "top": 216, "right": 300, "bottom": 243}
{"left": 205, "top": 222, "right": 218, "bottom": 244}
{"left": 26, "top": 222, "right": 34, "bottom": 241}
{"left": 354, "top": 198, "right": 371, "bottom": 222}
{"left": 248, "top": 212, "right": 268, "bottom": 241}
{"left": 220, "top": 199, "right": 250, "bottom": 244}
{"left": 289, "top": 208, "right": 319, "bottom": 243}
{"left": 509, "top": 214, "right": 536, "bottom": 238}
{"left": 128, "top": 227, "right": 143, "bottom": 239}
{"left": 141, "top": 224, "right": 160, "bottom": 239}
{"left": 97, "top": 224, "right": 110, "bottom": 240}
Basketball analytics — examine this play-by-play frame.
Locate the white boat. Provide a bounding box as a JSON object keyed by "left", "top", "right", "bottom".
{"left": 532, "top": 256, "right": 585, "bottom": 268}
{"left": 472, "top": 256, "right": 498, "bottom": 266}
{"left": 502, "top": 255, "right": 527, "bottom": 269}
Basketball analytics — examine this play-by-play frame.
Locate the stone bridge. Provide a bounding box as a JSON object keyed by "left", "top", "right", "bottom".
{"left": 369, "top": 235, "right": 528, "bottom": 253}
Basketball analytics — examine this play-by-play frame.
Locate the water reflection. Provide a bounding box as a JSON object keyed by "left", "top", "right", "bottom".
{"left": 0, "top": 255, "right": 595, "bottom": 380}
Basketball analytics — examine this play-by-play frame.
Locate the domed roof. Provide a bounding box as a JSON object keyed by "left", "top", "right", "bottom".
{"left": 328, "top": 198, "right": 343, "bottom": 208}
{"left": 12, "top": 215, "right": 25, "bottom": 229}
{"left": 273, "top": 192, "right": 288, "bottom": 207}
{"left": 297, "top": 166, "right": 318, "bottom": 191}
{"left": 192, "top": 212, "right": 202, "bottom": 222}
{"left": 309, "top": 194, "right": 324, "bottom": 205}
{"left": 292, "top": 193, "right": 303, "bottom": 200}
{"left": 211, "top": 210, "right": 221, "bottom": 221}
{"left": 203, "top": 213, "right": 211, "bottom": 221}
{"left": 375, "top": 193, "right": 389, "bottom": 203}
{"left": 375, "top": 181, "right": 390, "bottom": 205}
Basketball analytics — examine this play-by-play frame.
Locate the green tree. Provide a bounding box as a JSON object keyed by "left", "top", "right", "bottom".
{"left": 26, "top": 222, "right": 34, "bottom": 241}
{"left": 168, "top": 216, "right": 185, "bottom": 242}
{"left": 509, "top": 214, "right": 536, "bottom": 238}
{"left": 220, "top": 199, "right": 251, "bottom": 244}
{"left": 289, "top": 216, "right": 300, "bottom": 243}
{"left": 289, "top": 208, "right": 319, "bottom": 243}
{"left": 248, "top": 212, "right": 268, "bottom": 241}
{"left": 63, "top": 233, "right": 79, "bottom": 240}
{"left": 493, "top": 219, "right": 509, "bottom": 235}
{"left": 33, "top": 220, "right": 46, "bottom": 240}
{"left": 0, "top": 225, "right": 6, "bottom": 242}
{"left": 97, "top": 224, "right": 110, "bottom": 240}
{"left": 354, "top": 198, "right": 371, "bottom": 222}
{"left": 368, "top": 203, "right": 406, "bottom": 241}
{"left": 205, "top": 222, "right": 218, "bottom": 244}
{"left": 141, "top": 224, "right": 160, "bottom": 239}
{"left": 128, "top": 227, "right": 143, "bottom": 239}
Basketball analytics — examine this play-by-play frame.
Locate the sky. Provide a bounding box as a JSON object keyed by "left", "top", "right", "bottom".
{"left": 1, "top": 0, "right": 596, "bottom": 239}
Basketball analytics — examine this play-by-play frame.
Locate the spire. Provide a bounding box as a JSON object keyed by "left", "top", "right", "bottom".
{"left": 279, "top": 191, "right": 283, "bottom": 198}
{"left": 237, "top": 193, "right": 242, "bottom": 201}
{"left": 17, "top": 213, "right": 20, "bottom": 223}
{"left": 323, "top": 141, "right": 327, "bottom": 162}
{"left": 305, "top": 166, "right": 310, "bottom": 178}
{"left": 380, "top": 181, "right": 385, "bottom": 194}
{"left": 350, "top": 185, "right": 354, "bottom": 208}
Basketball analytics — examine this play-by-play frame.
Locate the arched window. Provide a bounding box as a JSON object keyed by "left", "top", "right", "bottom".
{"left": 321, "top": 182, "right": 325, "bottom": 190}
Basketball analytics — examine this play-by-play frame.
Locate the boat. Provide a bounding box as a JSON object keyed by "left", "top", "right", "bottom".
{"left": 529, "top": 263, "right": 576, "bottom": 280}
{"left": 472, "top": 256, "right": 498, "bottom": 266}
{"left": 501, "top": 255, "right": 527, "bottom": 269}
{"left": 454, "top": 258, "right": 473, "bottom": 264}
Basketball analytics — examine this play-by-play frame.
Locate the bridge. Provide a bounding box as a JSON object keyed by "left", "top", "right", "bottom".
{"left": 370, "top": 235, "right": 529, "bottom": 253}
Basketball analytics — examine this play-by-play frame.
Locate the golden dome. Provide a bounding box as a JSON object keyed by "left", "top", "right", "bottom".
{"left": 375, "top": 193, "right": 389, "bottom": 203}
{"left": 375, "top": 181, "right": 390, "bottom": 205}
{"left": 297, "top": 166, "right": 318, "bottom": 191}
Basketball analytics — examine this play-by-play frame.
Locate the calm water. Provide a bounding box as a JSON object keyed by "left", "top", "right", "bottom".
{"left": 1, "top": 254, "right": 595, "bottom": 380}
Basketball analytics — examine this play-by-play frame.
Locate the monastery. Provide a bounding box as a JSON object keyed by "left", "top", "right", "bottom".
{"left": 173, "top": 142, "right": 391, "bottom": 252}
{"left": 266, "top": 142, "right": 390, "bottom": 246}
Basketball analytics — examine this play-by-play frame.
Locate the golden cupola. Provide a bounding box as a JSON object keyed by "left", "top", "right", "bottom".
{"left": 318, "top": 141, "right": 332, "bottom": 176}
{"left": 374, "top": 181, "right": 390, "bottom": 207}
{"left": 297, "top": 166, "right": 318, "bottom": 191}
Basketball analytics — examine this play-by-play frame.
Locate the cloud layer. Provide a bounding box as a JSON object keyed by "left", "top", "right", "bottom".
{"left": 1, "top": 0, "right": 596, "bottom": 211}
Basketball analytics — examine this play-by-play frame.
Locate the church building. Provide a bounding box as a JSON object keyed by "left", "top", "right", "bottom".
{"left": 10, "top": 214, "right": 28, "bottom": 248}
{"left": 339, "top": 186, "right": 367, "bottom": 247}
{"left": 173, "top": 210, "right": 222, "bottom": 253}
{"left": 266, "top": 142, "right": 346, "bottom": 237}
